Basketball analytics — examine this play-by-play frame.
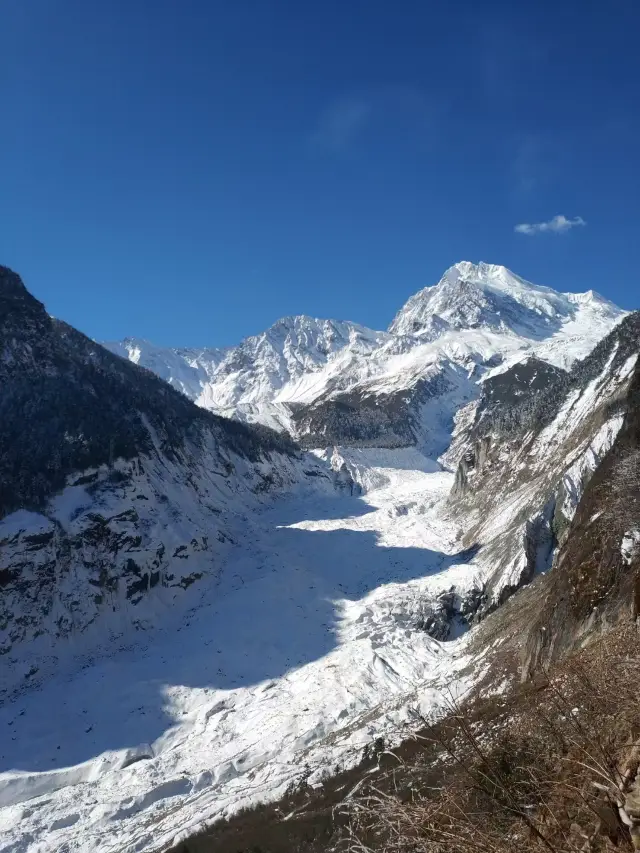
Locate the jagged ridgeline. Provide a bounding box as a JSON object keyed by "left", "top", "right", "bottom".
{"left": 0, "top": 266, "right": 296, "bottom": 517}
{"left": 104, "top": 262, "right": 626, "bottom": 450}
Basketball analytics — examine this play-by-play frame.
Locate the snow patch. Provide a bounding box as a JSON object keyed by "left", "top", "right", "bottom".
{"left": 621, "top": 530, "right": 640, "bottom": 566}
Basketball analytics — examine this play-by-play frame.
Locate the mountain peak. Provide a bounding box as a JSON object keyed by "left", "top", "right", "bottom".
{"left": 389, "top": 260, "right": 622, "bottom": 338}
{"left": 444, "top": 260, "right": 515, "bottom": 284}
{"left": 0, "top": 264, "right": 51, "bottom": 340}
{"left": 0, "top": 265, "right": 43, "bottom": 309}
{"left": 104, "top": 260, "right": 626, "bottom": 436}
{"left": 0, "top": 264, "right": 28, "bottom": 292}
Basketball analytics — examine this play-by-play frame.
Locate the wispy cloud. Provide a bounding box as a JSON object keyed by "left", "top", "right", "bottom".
{"left": 514, "top": 215, "right": 586, "bottom": 236}
{"left": 310, "top": 86, "right": 437, "bottom": 154}
{"left": 310, "top": 97, "right": 374, "bottom": 153}
{"left": 510, "top": 135, "right": 545, "bottom": 196}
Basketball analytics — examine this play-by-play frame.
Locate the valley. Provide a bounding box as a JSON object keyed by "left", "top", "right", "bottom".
{"left": 0, "top": 261, "right": 638, "bottom": 853}
{"left": 0, "top": 450, "right": 475, "bottom": 853}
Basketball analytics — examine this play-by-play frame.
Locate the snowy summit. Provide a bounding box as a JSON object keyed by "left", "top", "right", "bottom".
{"left": 105, "top": 261, "right": 625, "bottom": 441}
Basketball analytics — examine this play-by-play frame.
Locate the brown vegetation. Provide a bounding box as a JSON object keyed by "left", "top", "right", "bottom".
{"left": 340, "top": 624, "right": 640, "bottom": 853}
{"left": 169, "top": 328, "right": 640, "bottom": 853}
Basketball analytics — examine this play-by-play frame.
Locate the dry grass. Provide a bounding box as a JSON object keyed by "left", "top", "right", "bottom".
{"left": 338, "top": 624, "right": 640, "bottom": 853}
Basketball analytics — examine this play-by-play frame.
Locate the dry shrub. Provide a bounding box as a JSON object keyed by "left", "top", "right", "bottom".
{"left": 339, "top": 626, "right": 640, "bottom": 853}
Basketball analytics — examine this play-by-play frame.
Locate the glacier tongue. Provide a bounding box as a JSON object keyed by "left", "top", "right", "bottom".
{"left": 0, "top": 449, "right": 477, "bottom": 853}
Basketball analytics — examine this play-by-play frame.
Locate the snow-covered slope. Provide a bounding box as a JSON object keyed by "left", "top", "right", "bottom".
{"left": 0, "top": 450, "right": 479, "bottom": 853}
{"left": 104, "top": 339, "right": 228, "bottom": 400}
{"left": 444, "top": 313, "right": 640, "bottom": 613}
{"left": 106, "top": 317, "right": 389, "bottom": 432}
{"left": 104, "top": 262, "right": 625, "bottom": 450}
{"left": 388, "top": 260, "right": 618, "bottom": 341}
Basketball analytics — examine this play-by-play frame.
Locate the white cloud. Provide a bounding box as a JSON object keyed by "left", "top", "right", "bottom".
{"left": 515, "top": 215, "right": 586, "bottom": 235}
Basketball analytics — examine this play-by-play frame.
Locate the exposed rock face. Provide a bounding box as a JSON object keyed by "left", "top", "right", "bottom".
{"left": 0, "top": 447, "right": 318, "bottom": 694}
{"left": 517, "top": 324, "right": 640, "bottom": 672}
{"left": 446, "top": 313, "right": 640, "bottom": 617}
{"left": 449, "top": 437, "right": 491, "bottom": 498}
{"left": 416, "top": 585, "right": 486, "bottom": 640}
{"left": 473, "top": 357, "right": 568, "bottom": 434}
{"left": 291, "top": 362, "right": 476, "bottom": 453}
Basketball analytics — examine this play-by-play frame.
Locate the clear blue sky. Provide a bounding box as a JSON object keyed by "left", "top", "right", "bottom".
{"left": 2, "top": 0, "right": 639, "bottom": 347}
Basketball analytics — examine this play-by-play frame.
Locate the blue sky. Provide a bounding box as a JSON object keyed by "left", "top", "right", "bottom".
{"left": 2, "top": 0, "right": 639, "bottom": 346}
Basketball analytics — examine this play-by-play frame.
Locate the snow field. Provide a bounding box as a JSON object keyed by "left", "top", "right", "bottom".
{"left": 0, "top": 450, "right": 477, "bottom": 853}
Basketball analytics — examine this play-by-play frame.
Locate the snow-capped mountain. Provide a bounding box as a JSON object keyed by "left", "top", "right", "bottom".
{"left": 104, "top": 338, "right": 228, "bottom": 400}
{"left": 105, "top": 317, "right": 389, "bottom": 432}
{"left": 388, "top": 260, "right": 618, "bottom": 339}
{"left": 104, "top": 262, "right": 626, "bottom": 453}
{"left": 1, "top": 261, "right": 637, "bottom": 853}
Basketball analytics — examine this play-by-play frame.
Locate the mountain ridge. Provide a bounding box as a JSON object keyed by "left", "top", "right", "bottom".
{"left": 0, "top": 264, "right": 351, "bottom": 700}
{"left": 104, "top": 261, "right": 626, "bottom": 444}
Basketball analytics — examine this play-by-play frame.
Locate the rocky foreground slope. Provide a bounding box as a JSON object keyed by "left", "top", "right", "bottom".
{"left": 0, "top": 262, "right": 637, "bottom": 853}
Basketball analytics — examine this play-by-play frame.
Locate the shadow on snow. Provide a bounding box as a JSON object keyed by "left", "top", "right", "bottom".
{"left": 0, "top": 504, "right": 478, "bottom": 774}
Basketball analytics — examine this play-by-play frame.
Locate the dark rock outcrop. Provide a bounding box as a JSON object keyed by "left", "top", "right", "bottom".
{"left": 0, "top": 266, "right": 319, "bottom": 689}
{"left": 0, "top": 265, "right": 297, "bottom": 519}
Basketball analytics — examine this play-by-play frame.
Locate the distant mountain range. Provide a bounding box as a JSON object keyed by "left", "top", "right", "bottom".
{"left": 104, "top": 261, "right": 624, "bottom": 452}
